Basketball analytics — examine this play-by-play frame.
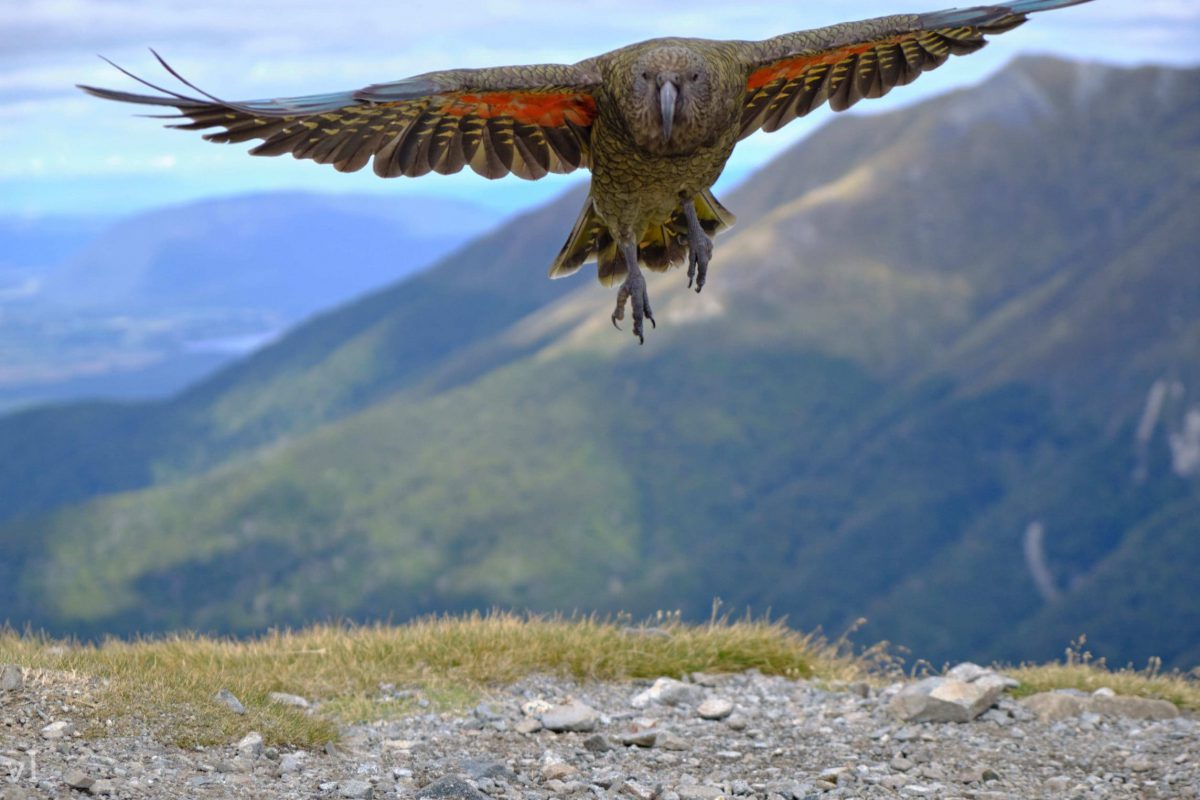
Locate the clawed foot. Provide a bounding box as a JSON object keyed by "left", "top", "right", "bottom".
{"left": 687, "top": 234, "right": 713, "bottom": 293}
{"left": 611, "top": 268, "right": 656, "bottom": 345}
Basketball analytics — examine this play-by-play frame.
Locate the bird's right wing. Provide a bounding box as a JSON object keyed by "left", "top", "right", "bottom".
{"left": 737, "top": 0, "right": 1092, "bottom": 139}
{"left": 80, "top": 53, "right": 602, "bottom": 180}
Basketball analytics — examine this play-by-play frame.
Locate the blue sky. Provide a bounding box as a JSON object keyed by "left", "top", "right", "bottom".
{"left": 2, "top": 0, "right": 1197, "bottom": 219}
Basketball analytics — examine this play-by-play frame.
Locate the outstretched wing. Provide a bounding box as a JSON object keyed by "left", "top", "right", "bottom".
{"left": 80, "top": 53, "right": 601, "bottom": 180}
{"left": 738, "top": 0, "right": 1092, "bottom": 139}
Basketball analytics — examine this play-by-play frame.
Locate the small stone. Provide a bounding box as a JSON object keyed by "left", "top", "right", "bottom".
{"left": 725, "top": 714, "right": 748, "bottom": 731}
{"left": 697, "top": 698, "right": 734, "bottom": 720}
{"left": 1092, "top": 687, "right": 1115, "bottom": 697}
{"left": 416, "top": 776, "right": 489, "bottom": 800}
{"left": 0, "top": 664, "right": 22, "bottom": 691}
{"left": 619, "top": 727, "right": 660, "bottom": 748}
{"left": 88, "top": 778, "right": 115, "bottom": 796}
{"left": 630, "top": 677, "right": 702, "bottom": 708}
{"left": 583, "top": 733, "right": 614, "bottom": 752}
{"left": 540, "top": 700, "right": 600, "bottom": 732}
{"left": 1045, "top": 776, "right": 1072, "bottom": 792}
{"left": 1127, "top": 756, "right": 1154, "bottom": 773}
{"left": 461, "top": 758, "right": 516, "bottom": 782}
{"left": 267, "top": 692, "right": 310, "bottom": 709}
{"left": 339, "top": 779, "right": 373, "bottom": 799}
{"left": 675, "top": 785, "right": 724, "bottom": 800}
{"left": 955, "top": 767, "right": 988, "bottom": 783}
{"left": 657, "top": 732, "right": 690, "bottom": 751}
{"left": 621, "top": 780, "right": 656, "bottom": 800}
{"left": 522, "top": 698, "right": 554, "bottom": 716}
{"left": 64, "top": 769, "right": 95, "bottom": 790}
{"left": 543, "top": 763, "right": 577, "bottom": 781}
{"left": 40, "top": 720, "right": 74, "bottom": 739}
{"left": 213, "top": 688, "right": 247, "bottom": 715}
{"left": 891, "top": 756, "right": 915, "bottom": 772}
{"left": 515, "top": 718, "right": 543, "bottom": 734}
{"left": 236, "top": 731, "right": 264, "bottom": 759}
{"left": 279, "top": 753, "right": 306, "bottom": 775}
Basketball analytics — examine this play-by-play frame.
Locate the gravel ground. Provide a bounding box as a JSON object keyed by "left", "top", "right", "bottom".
{"left": 1, "top": 666, "right": 1196, "bottom": 799}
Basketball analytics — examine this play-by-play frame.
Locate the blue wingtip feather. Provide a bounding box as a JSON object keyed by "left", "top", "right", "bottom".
{"left": 924, "top": 0, "right": 1092, "bottom": 28}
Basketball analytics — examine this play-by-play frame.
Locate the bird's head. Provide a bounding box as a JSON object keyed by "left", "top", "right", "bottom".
{"left": 624, "top": 46, "right": 714, "bottom": 153}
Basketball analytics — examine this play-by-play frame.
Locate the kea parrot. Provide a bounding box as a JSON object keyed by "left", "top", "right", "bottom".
{"left": 82, "top": 0, "right": 1094, "bottom": 344}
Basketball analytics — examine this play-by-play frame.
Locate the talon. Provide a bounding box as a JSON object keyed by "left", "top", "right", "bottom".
{"left": 611, "top": 314, "right": 622, "bottom": 330}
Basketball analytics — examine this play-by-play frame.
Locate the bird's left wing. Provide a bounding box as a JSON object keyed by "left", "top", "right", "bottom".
{"left": 80, "top": 53, "right": 601, "bottom": 180}
{"left": 737, "top": 0, "right": 1092, "bottom": 139}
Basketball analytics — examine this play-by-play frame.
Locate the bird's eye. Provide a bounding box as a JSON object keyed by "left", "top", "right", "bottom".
{"left": 641, "top": 71, "right": 651, "bottom": 80}
{"left": 690, "top": 72, "right": 700, "bottom": 81}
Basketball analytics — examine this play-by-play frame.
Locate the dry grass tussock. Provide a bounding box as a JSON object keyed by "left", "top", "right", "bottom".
{"left": 1007, "top": 637, "right": 1200, "bottom": 712}
{"left": 0, "top": 611, "right": 862, "bottom": 748}
{"left": 2, "top": 619, "right": 1193, "bottom": 750}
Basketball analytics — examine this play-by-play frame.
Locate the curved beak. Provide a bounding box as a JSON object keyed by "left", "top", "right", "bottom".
{"left": 659, "top": 81, "right": 678, "bottom": 143}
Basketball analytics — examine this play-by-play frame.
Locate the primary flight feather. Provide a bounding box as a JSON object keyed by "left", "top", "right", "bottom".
{"left": 81, "top": 0, "right": 1094, "bottom": 344}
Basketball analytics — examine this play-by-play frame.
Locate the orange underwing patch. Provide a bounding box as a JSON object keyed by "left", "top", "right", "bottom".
{"left": 746, "top": 34, "right": 911, "bottom": 90}
{"left": 437, "top": 91, "right": 598, "bottom": 127}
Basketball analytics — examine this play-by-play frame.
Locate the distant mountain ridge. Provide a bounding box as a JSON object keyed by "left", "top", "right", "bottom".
{"left": 1, "top": 57, "right": 1196, "bottom": 669}
{"left": 0, "top": 191, "right": 498, "bottom": 411}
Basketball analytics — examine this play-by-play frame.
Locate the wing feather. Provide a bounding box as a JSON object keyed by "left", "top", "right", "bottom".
{"left": 80, "top": 56, "right": 600, "bottom": 181}
{"left": 738, "top": 0, "right": 1092, "bottom": 139}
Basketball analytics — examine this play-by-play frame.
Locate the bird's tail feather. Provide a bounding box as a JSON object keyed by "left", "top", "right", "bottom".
{"left": 549, "top": 190, "right": 736, "bottom": 287}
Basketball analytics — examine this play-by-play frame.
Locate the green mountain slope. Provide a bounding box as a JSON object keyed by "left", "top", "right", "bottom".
{"left": 2, "top": 57, "right": 1197, "bottom": 667}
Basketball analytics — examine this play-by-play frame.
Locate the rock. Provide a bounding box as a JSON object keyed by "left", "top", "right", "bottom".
{"left": 1021, "top": 691, "right": 1179, "bottom": 722}
{"left": 631, "top": 677, "right": 702, "bottom": 708}
{"left": 1127, "top": 756, "right": 1155, "bottom": 773}
{"left": 583, "top": 733, "right": 614, "bottom": 752}
{"left": 1092, "top": 686, "right": 1115, "bottom": 697}
{"left": 657, "top": 732, "right": 690, "bottom": 751}
{"left": 236, "top": 731, "right": 264, "bottom": 759}
{"left": 620, "top": 780, "right": 655, "bottom": 800}
{"left": 1090, "top": 694, "right": 1179, "bottom": 720}
{"left": 339, "top": 779, "right": 374, "bottom": 799}
{"left": 514, "top": 718, "right": 543, "bottom": 734}
{"left": 675, "top": 786, "right": 724, "bottom": 800}
{"left": 416, "top": 776, "right": 489, "bottom": 800}
{"left": 890, "top": 756, "right": 915, "bottom": 772}
{"left": 460, "top": 758, "right": 516, "bottom": 781}
{"left": 542, "top": 763, "right": 576, "bottom": 781}
{"left": 88, "top": 778, "right": 115, "bottom": 795}
{"left": 540, "top": 700, "right": 600, "bottom": 732}
{"left": 1020, "top": 691, "right": 1088, "bottom": 721}
{"left": 267, "top": 691, "right": 310, "bottom": 709}
{"left": 725, "top": 714, "right": 748, "bottom": 731}
{"left": 889, "top": 677, "right": 1003, "bottom": 723}
{"left": 619, "top": 726, "right": 660, "bottom": 748}
{"left": 697, "top": 698, "right": 734, "bottom": 720}
{"left": 521, "top": 699, "right": 553, "bottom": 717}
{"left": 213, "top": 688, "right": 247, "bottom": 715}
{"left": 278, "top": 752, "right": 307, "bottom": 775}
{"left": 40, "top": 720, "right": 74, "bottom": 739}
{"left": 0, "top": 665, "right": 22, "bottom": 692}
{"left": 64, "top": 769, "right": 95, "bottom": 790}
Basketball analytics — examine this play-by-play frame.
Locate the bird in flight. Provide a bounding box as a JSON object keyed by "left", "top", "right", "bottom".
{"left": 82, "top": 0, "right": 1092, "bottom": 344}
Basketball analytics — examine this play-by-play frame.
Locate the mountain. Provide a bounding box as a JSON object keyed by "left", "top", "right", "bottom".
{"left": 0, "top": 192, "right": 498, "bottom": 411}
{"left": 38, "top": 192, "right": 498, "bottom": 316}
{"left": 1, "top": 57, "right": 1196, "bottom": 668}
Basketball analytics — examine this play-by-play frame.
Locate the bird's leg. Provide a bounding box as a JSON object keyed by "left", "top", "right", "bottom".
{"left": 683, "top": 199, "right": 713, "bottom": 293}
{"left": 610, "top": 240, "right": 655, "bottom": 344}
